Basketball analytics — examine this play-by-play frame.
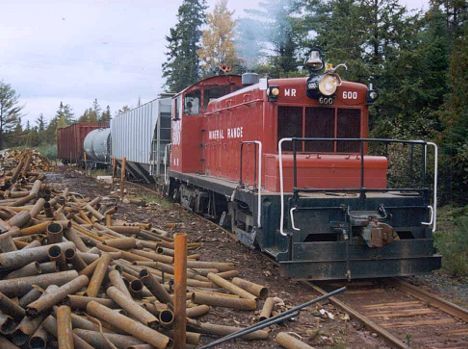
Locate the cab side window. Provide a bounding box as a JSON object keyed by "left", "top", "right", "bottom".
{"left": 184, "top": 90, "right": 201, "bottom": 115}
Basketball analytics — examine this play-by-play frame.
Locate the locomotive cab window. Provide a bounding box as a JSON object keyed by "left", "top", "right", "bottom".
{"left": 184, "top": 90, "right": 201, "bottom": 115}
{"left": 204, "top": 85, "right": 231, "bottom": 108}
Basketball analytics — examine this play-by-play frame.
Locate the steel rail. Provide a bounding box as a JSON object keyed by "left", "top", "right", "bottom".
{"left": 392, "top": 278, "right": 468, "bottom": 322}
{"left": 302, "top": 281, "right": 411, "bottom": 349}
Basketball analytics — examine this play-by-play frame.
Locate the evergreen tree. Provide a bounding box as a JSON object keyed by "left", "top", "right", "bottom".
{"left": 0, "top": 81, "right": 23, "bottom": 149}
{"left": 100, "top": 105, "right": 111, "bottom": 123}
{"left": 198, "top": 0, "right": 239, "bottom": 76}
{"left": 55, "top": 102, "right": 75, "bottom": 128}
{"left": 162, "top": 0, "right": 207, "bottom": 92}
{"left": 438, "top": 19, "right": 467, "bottom": 202}
{"left": 36, "top": 114, "right": 46, "bottom": 132}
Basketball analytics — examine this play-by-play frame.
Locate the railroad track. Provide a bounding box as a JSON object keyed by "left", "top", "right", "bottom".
{"left": 303, "top": 279, "right": 468, "bottom": 349}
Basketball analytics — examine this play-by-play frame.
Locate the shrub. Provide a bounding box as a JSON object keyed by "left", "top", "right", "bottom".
{"left": 434, "top": 206, "right": 468, "bottom": 277}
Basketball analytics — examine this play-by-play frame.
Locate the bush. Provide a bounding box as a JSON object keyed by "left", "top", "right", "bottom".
{"left": 35, "top": 143, "right": 57, "bottom": 160}
{"left": 434, "top": 206, "right": 468, "bottom": 277}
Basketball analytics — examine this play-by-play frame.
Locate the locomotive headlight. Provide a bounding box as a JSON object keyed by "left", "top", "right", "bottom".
{"left": 318, "top": 74, "right": 340, "bottom": 96}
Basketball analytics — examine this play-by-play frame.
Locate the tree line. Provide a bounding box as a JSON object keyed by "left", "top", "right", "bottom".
{"left": 162, "top": 0, "right": 466, "bottom": 203}
{"left": 0, "top": 88, "right": 112, "bottom": 151}
{"left": 0, "top": 0, "right": 465, "bottom": 203}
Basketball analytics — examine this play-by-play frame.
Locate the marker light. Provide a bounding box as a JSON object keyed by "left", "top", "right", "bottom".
{"left": 318, "top": 74, "right": 341, "bottom": 96}
{"left": 267, "top": 86, "right": 280, "bottom": 101}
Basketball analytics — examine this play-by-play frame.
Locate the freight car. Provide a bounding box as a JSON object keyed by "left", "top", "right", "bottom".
{"left": 110, "top": 97, "right": 172, "bottom": 183}
{"left": 57, "top": 122, "right": 108, "bottom": 164}
{"left": 165, "top": 49, "right": 441, "bottom": 280}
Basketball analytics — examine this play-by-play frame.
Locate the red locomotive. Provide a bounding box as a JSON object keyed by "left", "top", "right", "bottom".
{"left": 170, "top": 49, "right": 440, "bottom": 279}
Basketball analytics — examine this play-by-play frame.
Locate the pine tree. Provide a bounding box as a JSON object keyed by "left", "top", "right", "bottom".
{"left": 0, "top": 81, "right": 23, "bottom": 149}
{"left": 162, "top": 0, "right": 207, "bottom": 92}
{"left": 198, "top": 0, "right": 239, "bottom": 76}
{"left": 55, "top": 102, "right": 75, "bottom": 128}
{"left": 100, "top": 105, "right": 111, "bottom": 123}
{"left": 36, "top": 114, "right": 46, "bottom": 132}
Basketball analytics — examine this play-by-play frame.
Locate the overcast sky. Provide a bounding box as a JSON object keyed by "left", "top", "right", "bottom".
{"left": 0, "top": 0, "right": 428, "bottom": 124}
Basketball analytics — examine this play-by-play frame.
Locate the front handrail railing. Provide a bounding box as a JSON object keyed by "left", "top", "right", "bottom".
{"left": 278, "top": 137, "right": 438, "bottom": 236}
{"left": 239, "top": 140, "right": 263, "bottom": 228}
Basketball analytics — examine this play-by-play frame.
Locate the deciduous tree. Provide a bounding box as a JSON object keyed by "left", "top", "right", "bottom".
{"left": 198, "top": 0, "right": 239, "bottom": 76}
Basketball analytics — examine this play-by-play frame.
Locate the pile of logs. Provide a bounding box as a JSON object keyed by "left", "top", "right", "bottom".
{"left": 0, "top": 149, "right": 313, "bottom": 349}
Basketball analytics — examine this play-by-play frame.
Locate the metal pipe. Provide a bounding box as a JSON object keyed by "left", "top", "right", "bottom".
{"left": 276, "top": 332, "right": 315, "bottom": 349}
{"left": 5, "top": 261, "right": 41, "bottom": 279}
{"left": 0, "top": 241, "right": 75, "bottom": 271}
{"left": 104, "top": 237, "right": 137, "bottom": 249}
{"left": 46, "top": 222, "right": 63, "bottom": 244}
{"left": 106, "top": 286, "right": 159, "bottom": 328}
{"left": 0, "top": 290, "right": 26, "bottom": 320}
{"left": 0, "top": 270, "right": 79, "bottom": 297}
{"left": 42, "top": 315, "right": 94, "bottom": 349}
{"left": 174, "top": 233, "right": 187, "bottom": 349}
{"left": 65, "top": 248, "right": 87, "bottom": 271}
{"left": 86, "top": 301, "right": 170, "bottom": 349}
{"left": 57, "top": 305, "right": 74, "bottom": 349}
{"left": 19, "top": 286, "right": 43, "bottom": 307}
{"left": 28, "top": 324, "right": 48, "bottom": 349}
{"left": 207, "top": 273, "right": 256, "bottom": 300}
{"left": 0, "top": 312, "right": 17, "bottom": 334}
{"left": 86, "top": 253, "right": 111, "bottom": 297}
{"left": 73, "top": 328, "right": 146, "bottom": 348}
{"left": 186, "top": 304, "right": 210, "bottom": 318}
{"left": 48, "top": 245, "right": 68, "bottom": 271}
{"left": 139, "top": 269, "right": 172, "bottom": 305}
{"left": 191, "top": 292, "right": 257, "bottom": 310}
{"left": 232, "top": 277, "right": 268, "bottom": 299}
{"left": 259, "top": 297, "right": 275, "bottom": 321}
{"left": 189, "top": 320, "right": 269, "bottom": 340}
{"left": 199, "top": 286, "right": 346, "bottom": 348}
{"left": 26, "top": 274, "right": 89, "bottom": 316}
{"left": 67, "top": 295, "right": 117, "bottom": 310}
{"left": 109, "top": 268, "right": 132, "bottom": 298}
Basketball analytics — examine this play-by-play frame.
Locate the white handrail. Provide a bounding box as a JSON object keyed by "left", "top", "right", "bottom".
{"left": 163, "top": 143, "right": 172, "bottom": 185}
{"left": 278, "top": 137, "right": 293, "bottom": 236}
{"left": 290, "top": 207, "right": 300, "bottom": 231}
{"left": 426, "top": 142, "right": 438, "bottom": 232}
{"left": 241, "top": 140, "right": 263, "bottom": 228}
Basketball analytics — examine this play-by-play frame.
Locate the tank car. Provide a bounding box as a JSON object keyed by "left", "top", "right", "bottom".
{"left": 166, "top": 49, "right": 441, "bottom": 280}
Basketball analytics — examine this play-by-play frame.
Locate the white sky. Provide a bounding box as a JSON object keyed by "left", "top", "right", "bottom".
{"left": 0, "top": 0, "right": 428, "bottom": 125}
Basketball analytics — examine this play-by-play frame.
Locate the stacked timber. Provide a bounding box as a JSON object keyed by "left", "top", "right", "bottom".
{"left": 0, "top": 149, "right": 280, "bottom": 348}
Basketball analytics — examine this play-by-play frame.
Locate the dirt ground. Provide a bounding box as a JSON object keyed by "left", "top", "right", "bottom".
{"left": 49, "top": 167, "right": 465, "bottom": 349}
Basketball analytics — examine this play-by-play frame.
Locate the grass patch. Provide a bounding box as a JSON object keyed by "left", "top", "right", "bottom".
{"left": 434, "top": 205, "right": 468, "bottom": 277}
{"left": 133, "top": 192, "right": 172, "bottom": 209}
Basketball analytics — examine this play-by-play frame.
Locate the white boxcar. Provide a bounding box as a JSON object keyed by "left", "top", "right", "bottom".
{"left": 111, "top": 97, "right": 172, "bottom": 182}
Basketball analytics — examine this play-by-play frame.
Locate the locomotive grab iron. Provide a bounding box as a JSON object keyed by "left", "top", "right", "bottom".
{"left": 69, "top": 49, "right": 441, "bottom": 280}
